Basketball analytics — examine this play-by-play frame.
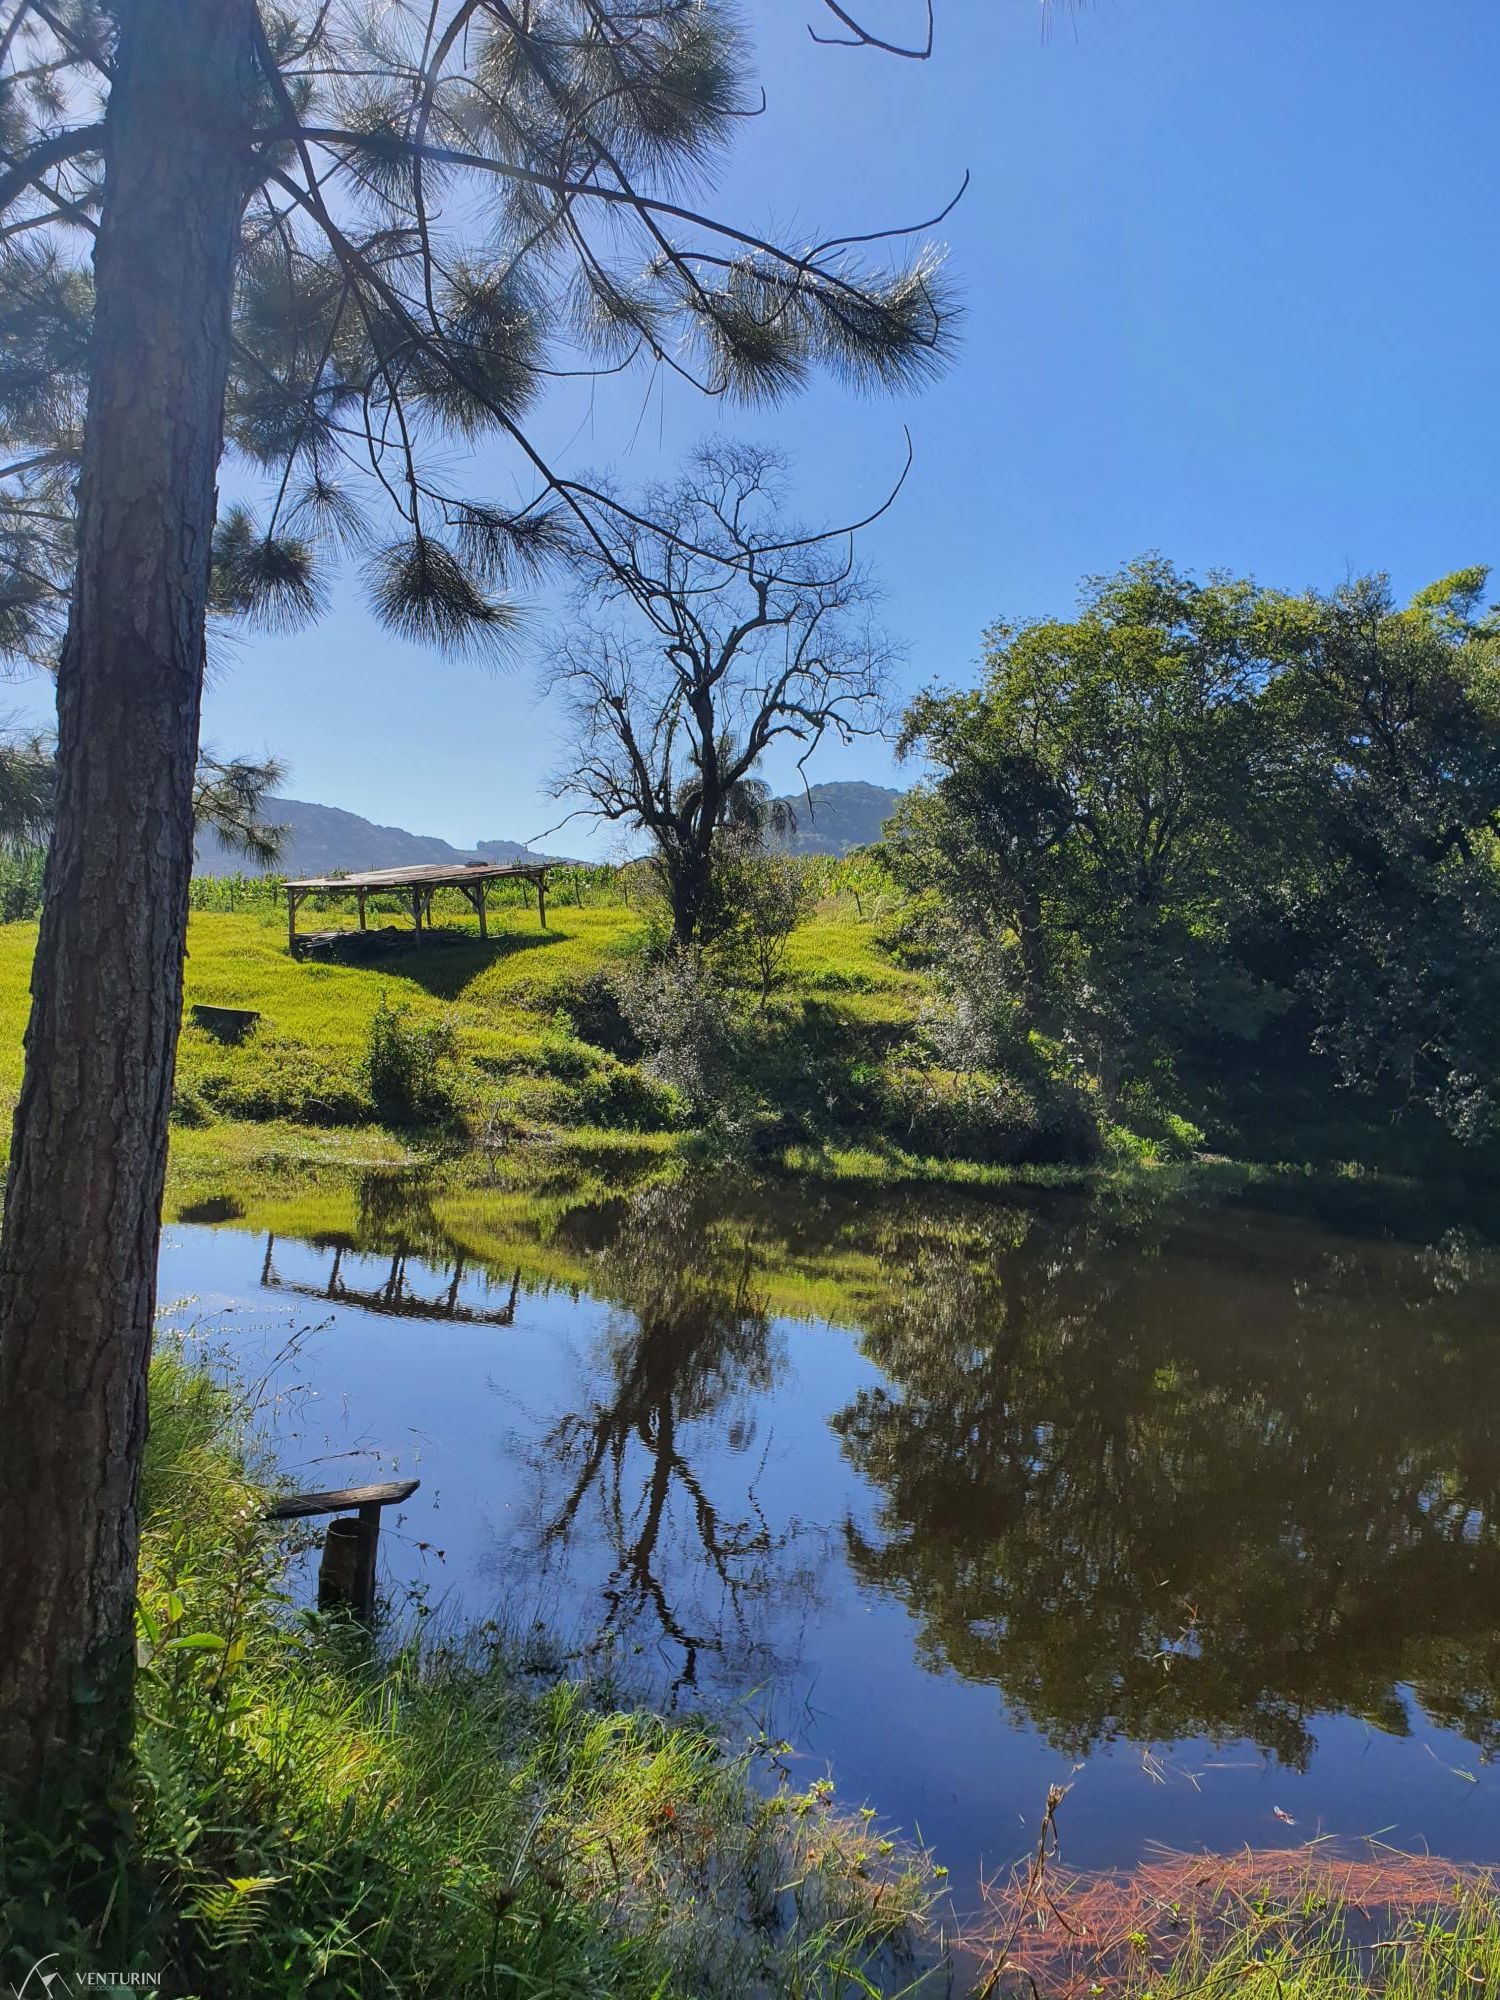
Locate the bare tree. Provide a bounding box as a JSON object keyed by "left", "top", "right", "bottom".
{"left": 547, "top": 440, "right": 898, "bottom": 943}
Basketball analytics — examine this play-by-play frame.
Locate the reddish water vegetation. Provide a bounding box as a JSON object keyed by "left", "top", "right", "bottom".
{"left": 968, "top": 1836, "right": 1497, "bottom": 1997}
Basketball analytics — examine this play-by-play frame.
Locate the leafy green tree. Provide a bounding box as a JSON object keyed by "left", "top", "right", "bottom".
{"left": 547, "top": 439, "right": 897, "bottom": 943}
{"left": 0, "top": 0, "right": 953, "bottom": 1813}
{"left": 891, "top": 557, "right": 1276, "bottom": 1077}
{"left": 1254, "top": 569, "right": 1500, "bottom": 1140}
{"left": 891, "top": 558, "right": 1500, "bottom": 1150}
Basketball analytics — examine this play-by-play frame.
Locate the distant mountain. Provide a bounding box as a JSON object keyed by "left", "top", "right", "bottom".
{"left": 194, "top": 796, "right": 563, "bottom": 877}
{"left": 474, "top": 837, "right": 559, "bottom": 865}
{"left": 769, "top": 781, "right": 903, "bottom": 856}
{"left": 192, "top": 781, "right": 900, "bottom": 876}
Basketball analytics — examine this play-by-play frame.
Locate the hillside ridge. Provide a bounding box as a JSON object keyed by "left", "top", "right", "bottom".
{"left": 195, "top": 780, "right": 905, "bottom": 876}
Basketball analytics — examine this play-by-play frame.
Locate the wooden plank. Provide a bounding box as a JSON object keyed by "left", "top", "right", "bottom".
{"left": 268, "top": 1478, "right": 419, "bottom": 1520}
{"left": 284, "top": 863, "right": 553, "bottom": 892}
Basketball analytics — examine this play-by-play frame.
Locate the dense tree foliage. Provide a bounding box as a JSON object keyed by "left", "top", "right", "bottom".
{"left": 890, "top": 558, "right": 1500, "bottom": 1153}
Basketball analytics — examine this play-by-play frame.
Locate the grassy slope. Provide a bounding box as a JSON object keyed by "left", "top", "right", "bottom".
{"left": 0, "top": 897, "right": 958, "bottom": 1186}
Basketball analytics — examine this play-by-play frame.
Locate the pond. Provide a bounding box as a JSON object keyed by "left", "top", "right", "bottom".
{"left": 159, "top": 1169, "right": 1500, "bottom": 1901}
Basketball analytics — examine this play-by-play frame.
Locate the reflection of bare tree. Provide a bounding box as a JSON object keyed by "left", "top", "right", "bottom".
{"left": 531, "top": 1183, "right": 793, "bottom": 1694}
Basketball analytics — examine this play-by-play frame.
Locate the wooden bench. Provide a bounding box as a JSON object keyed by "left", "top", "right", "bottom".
{"left": 268, "top": 1478, "right": 419, "bottom": 1620}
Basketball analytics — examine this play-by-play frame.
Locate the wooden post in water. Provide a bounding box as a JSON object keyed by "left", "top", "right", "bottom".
{"left": 318, "top": 1518, "right": 363, "bottom": 1612}
{"left": 269, "top": 1478, "right": 420, "bottom": 1623}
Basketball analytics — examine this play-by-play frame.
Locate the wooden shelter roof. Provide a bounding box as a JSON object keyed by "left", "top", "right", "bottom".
{"left": 284, "top": 860, "right": 549, "bottom": 892}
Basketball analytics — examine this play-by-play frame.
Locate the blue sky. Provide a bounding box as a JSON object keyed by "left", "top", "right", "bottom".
{"left": 26, "top": 0, "right": 1500, "bottom": 855}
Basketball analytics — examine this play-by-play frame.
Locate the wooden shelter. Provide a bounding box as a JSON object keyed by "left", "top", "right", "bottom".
{"left": 283, "top": 860, "right": 550, "bottom": 955}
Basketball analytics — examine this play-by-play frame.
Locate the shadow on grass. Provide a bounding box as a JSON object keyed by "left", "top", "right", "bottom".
{"left": 390, "top": 929, "right": 564, "bottom": 999}
{"left": 306, "top": 924, "right": 561, "bottom": 1000}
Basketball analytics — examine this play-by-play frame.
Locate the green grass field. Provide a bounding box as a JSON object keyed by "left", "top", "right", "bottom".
{"left": 0, "top": 892, "right": 1069, "bottom": 1190}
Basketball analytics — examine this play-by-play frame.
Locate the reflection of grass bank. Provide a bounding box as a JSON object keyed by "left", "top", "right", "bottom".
{"left": 163, "top": 1144, "right": 1500, "bottom": 1338}
{"left": 0, "top": 1342, "right": 943, "bottom": 1997}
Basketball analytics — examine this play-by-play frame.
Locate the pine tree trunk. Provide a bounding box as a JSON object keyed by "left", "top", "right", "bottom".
{"left": 0, "top": 0, "right": 256, "bottom": 1810}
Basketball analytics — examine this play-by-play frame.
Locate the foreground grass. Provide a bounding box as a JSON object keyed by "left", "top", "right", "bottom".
{"left": 0, "top": 1342, "right": 944, "bottom": 1998}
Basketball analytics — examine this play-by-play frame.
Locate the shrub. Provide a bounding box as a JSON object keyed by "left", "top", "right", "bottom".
{"left": 181, "top": 1032, "right": 371, "bottom": 1126}
{"left": 716, "top": 852, "right": 816, "bottom": 1003}
{"left": 561, "top": 1057, "right": 687, "bottom": 1132}
{"left": 0, "top": 847, "right": 44, "bottom": 922}
{"left": 366, "top": 995, "right": 458, "bottom": 1126}
{"left": 874, "top": 1062, "right": 1098, "bottom": 1167}
{"left": 616, "top": 947, "right": 740, "bottom": 1121}
{"left": 564, "top": 968, "right": 643, "bottom": 1058}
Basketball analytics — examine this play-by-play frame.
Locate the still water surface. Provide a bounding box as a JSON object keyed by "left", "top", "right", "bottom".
{"left": 159, "top": 1173, "right": 1500, "bottom": 1895}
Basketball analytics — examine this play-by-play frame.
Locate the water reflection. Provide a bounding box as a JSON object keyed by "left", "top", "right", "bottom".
{"left": 262, "top": 1235, "right": 522, "bottom": 1325}
{"left": 171, "top": 1169, "right": 1500, "bottom": 1818}
{"left": 835, "top": 1201, "right": 1500, "bottom": 1767}
{"left": 517, "top": 1183, "right": 816, "bottom": 1694}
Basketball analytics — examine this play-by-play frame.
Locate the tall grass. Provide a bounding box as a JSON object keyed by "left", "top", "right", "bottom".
{"left": 0, "top": 1341, "right": 946, "bottom": 1998}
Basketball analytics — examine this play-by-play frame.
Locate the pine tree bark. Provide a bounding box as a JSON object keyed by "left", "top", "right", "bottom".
{"left": 0, "top": 0, "right": 257, "bottom": 1808}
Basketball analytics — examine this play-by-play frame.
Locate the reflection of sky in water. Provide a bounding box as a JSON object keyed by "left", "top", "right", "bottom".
{"left": 158, "top": 1193, "right": 1500, "bottom": 1899}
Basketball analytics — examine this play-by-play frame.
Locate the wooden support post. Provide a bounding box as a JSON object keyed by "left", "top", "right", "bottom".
{"left": 316, "top": 1512, "right": 380, "bottom": 1619}
{"left": 477, "top": 881, "right": 488, "bottom": 939}
{"left": 287, "top": 887, "right": 301, "bottom": 955}
{"left": 357, "top": 889, "right": 367, "bottom": 932}
{"left": 355, "top": 1502, "right": 381, "bottom": 1614}
{"left": 410, "top": 887, "right": 422, "bottom": 933}
{"left": 318, "top": 1517, "right": 363, "bottom": 1613}
{"left": 537, "top": 873, "right": 548, "bottom": 929}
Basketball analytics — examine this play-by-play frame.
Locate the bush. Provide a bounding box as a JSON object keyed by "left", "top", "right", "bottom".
{"left": 564, "top": 969, "right": 643, "bottom": 1059}
{"left": 716, "top": 852, "right": 816, "bottom": 1003}
{"left": 366, "top": 995, "right": 458, "bottom": 1126}
{"left": 0, "top": 847, "right": 44, "bottom": 922}
{"left": 616, "top": 947, "right": 741, "bottom": 1121}
{"left": 874, "top": 1061, "right": 1098, "bottom": 1167}
{"left": 562, "top": 1058, "right": 687, "bottom": 1131}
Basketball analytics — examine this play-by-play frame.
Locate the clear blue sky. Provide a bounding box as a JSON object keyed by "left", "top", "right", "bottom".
{"left": 27, "top": 0, "right": 1500, "bottom": 855}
